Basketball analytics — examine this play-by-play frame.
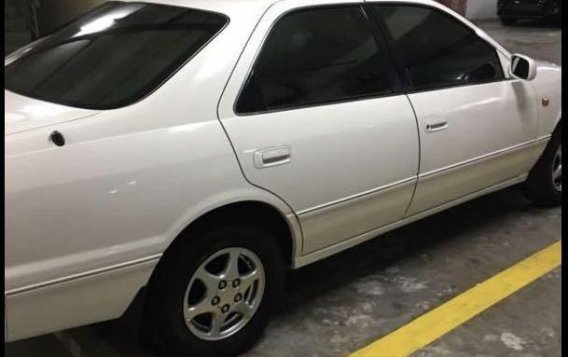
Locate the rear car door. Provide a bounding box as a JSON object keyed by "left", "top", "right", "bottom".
{"left": 369, "top": 2, "right": 541, "bottom": 216}
{"left": 218, "top": 2, "right": 419, "bottom": 254}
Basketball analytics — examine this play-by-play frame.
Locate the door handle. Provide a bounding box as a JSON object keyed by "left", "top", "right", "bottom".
{"left": 254, "top": 145, "right": 291, "bottom": 168}
{"left": 426, "top": 122, "right": 449, "bottom": 133}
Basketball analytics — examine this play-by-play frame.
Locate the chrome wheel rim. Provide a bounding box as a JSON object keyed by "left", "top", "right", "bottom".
{"left": 183, "top": 247, "right": 265, "bottom": 341}
{"left": 552, "top": 144, "right": 562, "bottom": 192}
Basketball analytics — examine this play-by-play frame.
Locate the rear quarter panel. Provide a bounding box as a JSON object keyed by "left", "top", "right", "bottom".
{"left": 5, "top": 4, "right": 300, "bottom": 339}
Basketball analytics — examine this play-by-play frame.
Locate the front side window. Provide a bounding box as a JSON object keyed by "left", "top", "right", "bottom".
{"left": 5, "top": 2, "right": 227, "bottom": 110}
{"left": 236, "top": 6, "right": 397, "bottom": 114}
{"left": 373, "top": 4, "right": 504, "bottom": 90}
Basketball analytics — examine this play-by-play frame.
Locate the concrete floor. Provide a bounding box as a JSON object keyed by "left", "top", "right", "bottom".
{"left": 5, "top": 20, "right": 561, "bottom": 357}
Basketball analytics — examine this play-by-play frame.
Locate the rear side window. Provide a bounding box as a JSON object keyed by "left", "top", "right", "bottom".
{"left": 373, "top": 4, "right": 504, "bottom": 90}
{"left": 236, "top": 6, "right": 397, "bottom": 114}
{"left": 4, "top": 2, "right": 227, "bottom": 110}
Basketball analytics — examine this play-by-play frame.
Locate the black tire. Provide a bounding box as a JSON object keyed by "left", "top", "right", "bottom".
{"left": 500, "top": 16, "right": 516, "bottom": 25}
{"left": 144, "top": 223, "right": 285, "bottom": 357}
{"left": 523, "top": 125, "right": 562, "bottom": 207}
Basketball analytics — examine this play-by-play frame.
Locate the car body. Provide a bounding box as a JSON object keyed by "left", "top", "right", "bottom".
{"left": 497, "top": 0, "right": 561, "bottom": 24}
{"left": 4, "top": 0, "right": 561, "bottom": 354}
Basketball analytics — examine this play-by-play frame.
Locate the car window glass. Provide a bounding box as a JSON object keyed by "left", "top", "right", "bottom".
{"left": 5, "top": 2, "right": 227, "bottom": 110}
{"left": 374, "top": 4, "right": 504, "bottom": 90}
{"left": 236, "top": 6, "right": 396, "bottom": 114}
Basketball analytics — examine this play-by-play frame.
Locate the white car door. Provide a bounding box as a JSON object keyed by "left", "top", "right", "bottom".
{"left": 369, "top": 2, "right": 542, "bottom": 216}
{"left": 218, "top": 2, "right": 419, "bottom": 254}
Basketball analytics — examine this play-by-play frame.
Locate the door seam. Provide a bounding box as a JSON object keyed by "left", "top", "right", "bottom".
{"left": 402, "top": 94, "right": 422, "bottom": 218}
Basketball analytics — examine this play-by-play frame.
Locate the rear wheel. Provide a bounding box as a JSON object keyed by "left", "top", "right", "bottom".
{"left": 144, "top": 224, "right": 285, "bottom": 357}
{"left": 523, "top": 126, "right": 562, "bottom": 207}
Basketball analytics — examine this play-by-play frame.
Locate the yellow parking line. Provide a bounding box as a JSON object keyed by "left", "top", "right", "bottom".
{"left": 350, "top": 241, "right": 561, "bottom": 357}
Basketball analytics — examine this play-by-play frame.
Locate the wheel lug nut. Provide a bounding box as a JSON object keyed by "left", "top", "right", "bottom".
{"left": 211, "top": 296, "right": 220, "bottom": 306}
{"left": 221, "top": 304, "right": 230, "bottom": 313}
{"left": 232, "top": 279, "right": 241, "bottom": 288}
{"left": 218, "top": 280, "right": 227, "bottom": 289}
{"left": 234, "top": 293, "right": 242, "bottom": 302}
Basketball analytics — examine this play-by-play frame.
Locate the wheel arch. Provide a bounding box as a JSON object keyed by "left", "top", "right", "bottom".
{"left": 174, "top": 200, "right": 297, "bottom": 264}
{"left": 146, "top": 199, "right": 301, "bottom": 294}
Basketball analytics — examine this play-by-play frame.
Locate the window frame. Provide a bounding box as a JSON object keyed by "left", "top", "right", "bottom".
{"left": 367, "top": 2, "right": 510, "bottom": 94}
{"left": 233, "top": 4, "right": 404, "bottom": 116}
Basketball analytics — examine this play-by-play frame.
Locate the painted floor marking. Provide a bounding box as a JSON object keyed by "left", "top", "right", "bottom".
{"left": 349, "top": 241, "right": 561, "bottom": 357}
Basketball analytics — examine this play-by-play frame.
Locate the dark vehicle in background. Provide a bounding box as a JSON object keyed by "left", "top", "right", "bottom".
{"left": 498, "top": 0, "right": 561, "bottom": 25}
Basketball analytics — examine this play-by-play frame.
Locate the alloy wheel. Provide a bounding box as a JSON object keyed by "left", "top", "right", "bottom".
{"left": 183, "top": 247, "right": 265, "bottom": 341}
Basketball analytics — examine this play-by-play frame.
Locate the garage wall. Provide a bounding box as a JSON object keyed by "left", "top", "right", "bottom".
{"left": 465, "top": 0, "right": 498, "bottom": 19}
{"left": 435, "top": 0, "right": 468, "bottom": 15}
{"left": 37, "top": 0, "right": 105, "bottom": 35}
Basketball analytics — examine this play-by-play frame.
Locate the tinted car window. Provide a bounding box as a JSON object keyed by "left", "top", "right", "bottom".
{"left": 374, "top": 5, "right": 504, "bottom": 90}
{"left": 5, "top": 2, "right": 227, "bottom": 110}
{"left": 236, "top": 6, "right": 396, "bottom": 114}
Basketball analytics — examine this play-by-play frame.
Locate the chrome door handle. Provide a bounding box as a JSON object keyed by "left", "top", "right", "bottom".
{"left": 426, "top": 122, "right": 449, "bottom": 133}
{"left": 254, "top": 145, "right": 291, "bottom": 168}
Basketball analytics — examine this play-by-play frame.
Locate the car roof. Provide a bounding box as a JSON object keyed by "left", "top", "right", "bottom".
{"left": 121, "top": 0, "right": 281, "bottom": 16}
{"left": 119, "top": 0, "right": 509, "bottom": 58}
{"left": 121, "top": 0, "right": 443, "bottom": 17}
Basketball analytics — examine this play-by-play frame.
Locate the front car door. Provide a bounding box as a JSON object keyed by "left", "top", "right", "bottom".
{"left": 368, "top": 1, "right": 542, "bottom": 216}
{"left": 218, "top": 0, "right": 420, "bottom": 254}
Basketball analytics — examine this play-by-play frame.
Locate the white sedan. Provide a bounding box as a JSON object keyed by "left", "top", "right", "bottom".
{"left": 4, "top": 0, "right": 561, "bottom": 355}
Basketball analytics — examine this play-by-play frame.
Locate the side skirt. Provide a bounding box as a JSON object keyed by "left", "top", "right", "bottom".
{"left": 293, "top": 174, "right": 528, "bottom": 269}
